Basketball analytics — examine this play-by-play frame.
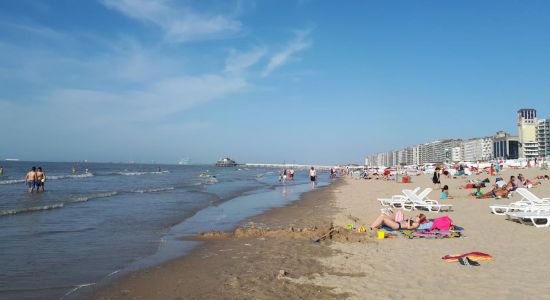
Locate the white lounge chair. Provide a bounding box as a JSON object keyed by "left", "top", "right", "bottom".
{"left": 515, "top": 188, "right": 550, "bottom": 205}
{"left": 377, "top": 187, "right": 420, "bottom": 207}
{"left": 402, "top": 189, "right": 453, "bottom": 212}
{"left": 489, "top": 188, "right": 550, "bottom": 215}
{"left": 505, "top": 211, "right": 550, "bottom": 228}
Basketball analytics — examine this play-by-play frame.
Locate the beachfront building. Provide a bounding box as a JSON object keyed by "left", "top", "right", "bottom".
{"left": 411, "top": 145, "right": 422, "bottom": 165}
{"left": 537, "top": 119, "right": 550, "bottom": 158}
{"left": 451, "top": 146, "right": 462, "bottom": 162}
{"left": 493, "top": 131, "right": 519, "bottom": 160}
{"left": 463, "top": 137, "right": 494, "bottom": 162}
{"left": 420, "top": 141, "right": 440, "bottom": 164}
{"left": 517, "top": 108, "right": 539, "bottom": 159}
{"left": 440, "top": 139, "right": 464, "bottom": 163}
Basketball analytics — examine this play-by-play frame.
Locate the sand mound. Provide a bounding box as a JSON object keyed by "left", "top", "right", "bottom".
{"left": 191, "top": 223, "right": 376, "bottom": 243}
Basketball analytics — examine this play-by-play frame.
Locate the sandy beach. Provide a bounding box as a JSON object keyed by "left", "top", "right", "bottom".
{"left": 89, "top": 168, "right": 550, "bottom": 299}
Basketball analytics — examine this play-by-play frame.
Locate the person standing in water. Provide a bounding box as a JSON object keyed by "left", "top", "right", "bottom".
{"left": 36, "top": 167, "right": 46, "bottom": 192}
{"left": 25, "top": 166, "right": 38, "bottom": 193}
{"left": 309, "top": 167, "right": 317, "bottom": 188}
{"left": 0, "top": 165, "right": 3, "bottom": 176}
{"left": 72, "top": 165, "right": 76, "bottom": 175}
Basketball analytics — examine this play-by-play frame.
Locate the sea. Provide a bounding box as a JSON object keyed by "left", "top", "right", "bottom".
{"left": 0, "top": 161, "right": 330, "bottom": 300}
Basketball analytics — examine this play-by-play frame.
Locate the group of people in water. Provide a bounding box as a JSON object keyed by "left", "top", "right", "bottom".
{"left": 25, "top": 166, "right": 46, "bottom": 193}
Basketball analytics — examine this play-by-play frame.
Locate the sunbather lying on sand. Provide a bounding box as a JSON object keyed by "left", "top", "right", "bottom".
{"left": 370, "top": 213, "right": 426, "bottom": 230}
{"left": 476, "top": 176, "right": 515, "bottom": 199}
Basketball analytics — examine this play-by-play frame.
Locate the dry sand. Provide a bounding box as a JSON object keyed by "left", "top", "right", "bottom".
{"left": 297, "top": 168, "right": 550, "bottom": 299}
{"left": 89, "top": 168, "right": 550, "bottom": 300}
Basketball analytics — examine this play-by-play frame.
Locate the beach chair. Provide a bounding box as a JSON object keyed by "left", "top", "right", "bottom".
{"left": 489, "top": 188, "right": 550, "bottom": 215}
{"left": 377, "top": 187, "right": 420, "bottom": 206}
{"left": 505, "top": 211, "right": 550, "bottom": 228}
{"left": 402, "top": 189, "right": 453, "bottom": 212}
{"left": 378, "top": 187, "right": 433, "bottom": 208}
{"left": 515, "top": 188, "right": 550, "bottom": 205}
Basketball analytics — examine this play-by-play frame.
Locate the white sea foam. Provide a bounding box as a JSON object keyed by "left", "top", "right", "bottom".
{"left": 115, "top": 170, "right": 170, "bottom": 176}
{"left": 68, "top": 192, "right": 119, "bottom": 203}
{"left": 0, "top": 203, "right": 65, "bottom": 216}
{"left": 0, "top": 173, "right": 94, "bottom": 185}
{"left": 0, "top": 179, "right": 25, "bottom": 185}
{"left": 132, "top": 187, "right": 175, "bottom": 193}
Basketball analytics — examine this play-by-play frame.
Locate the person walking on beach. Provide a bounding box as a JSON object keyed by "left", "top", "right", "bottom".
{"left": 36, "top": 167, "right": 46, "bottom": 192}
{"left": 490, "top": 164, "right": 495, "bottom": 176}
{"left": 495, "top": 162, "right": 500, "bottom": 174}
{"left": 25, "top": 166, "right": 38, "bottom": 193}
{"left": 309, "top": 167, "right": 317, "bottom": 188}
{"left": 432, "top": 167, "right": 441, "bottom": 188}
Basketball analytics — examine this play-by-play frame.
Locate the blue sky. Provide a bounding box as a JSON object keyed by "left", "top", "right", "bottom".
{"left": 1, "top": 0, "right": 550, "bottom": 164}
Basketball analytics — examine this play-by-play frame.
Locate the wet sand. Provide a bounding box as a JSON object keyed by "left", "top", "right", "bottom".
{"left": 89, "top": 180, "right": 355, "bottom": 300}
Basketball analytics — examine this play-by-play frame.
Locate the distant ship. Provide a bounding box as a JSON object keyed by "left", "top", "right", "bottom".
{"left": 215, "top": 157, "right": 237, "bottom": 167}
{"left": 178, "top": 157, "right": 191, "bottom": 165}
{"left": 5, "top": 158, "right": 20, "bottom": 161}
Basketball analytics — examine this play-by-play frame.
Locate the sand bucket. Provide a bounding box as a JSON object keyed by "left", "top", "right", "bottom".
{"left": 377, "top": 230, "right": 385, "bottom": 239}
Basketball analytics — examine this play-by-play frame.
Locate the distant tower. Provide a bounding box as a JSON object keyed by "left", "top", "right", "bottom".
{"left": 517, "top": 108, "right": 538, "bottom": 159}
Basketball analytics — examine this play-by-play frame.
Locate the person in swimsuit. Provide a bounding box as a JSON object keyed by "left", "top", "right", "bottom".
{"left": 309, "top": 167, "right": 317, "bottom": 188}
{"left": 441, "top": 185, "right": 453, "bottom": 199}
{"left": 36, "top": 167, "right": 46, "bottom": 192}
{"left": 25, "top": 166, "right": 38, "bottom": 193}
{"left": 370, "top": 213, "right": 426, "bottom": 230}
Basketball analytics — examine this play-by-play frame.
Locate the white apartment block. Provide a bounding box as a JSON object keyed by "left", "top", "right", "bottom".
{"left": 451, "top": 146, "right": 462, "bottom": 162}
{"left": 537, "top": 119, "right": 550, "bottom": 158}
{"left": 463, "top": 137, "right": 494, "bottom": 161}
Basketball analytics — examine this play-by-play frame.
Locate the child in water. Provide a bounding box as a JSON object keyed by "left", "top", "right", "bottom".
{"left": 441, "top": 185, "right": 454, "bottom": 199}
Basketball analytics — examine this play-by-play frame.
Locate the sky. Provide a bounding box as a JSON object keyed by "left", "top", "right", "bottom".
{"left": 1, "top": 0, "right": 550, "bottom": 165}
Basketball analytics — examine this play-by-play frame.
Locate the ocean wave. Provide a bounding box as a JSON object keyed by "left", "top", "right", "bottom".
{"left": 0, "top": 192, "right": 120, "bottom": 217}
{"left": 47, "top": 173, "right": 94, "bottom": 180}
{"left": 131, "top": 187, "right": 175, "bottom": 193}
{"left": 114, "top": 170, "right": 170, "bottom": 176}
{"left": 0, "top": 203, "right": 65, "bottom": 216}
{"left": 0, "top": 179, "right": 25, "bottom": 185}
{"left": 0, "top": 173, "right": 93, "bottom": 185}
{"left": 68, "top": 192, "right": 119, "bottom": 203}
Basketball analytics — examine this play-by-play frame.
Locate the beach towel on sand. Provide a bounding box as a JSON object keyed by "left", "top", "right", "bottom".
{"left": 442, "top": 252, "right": 493, "bottom": 262}
{"left": 401, "top": 230, "right": 462, "bottom": 239}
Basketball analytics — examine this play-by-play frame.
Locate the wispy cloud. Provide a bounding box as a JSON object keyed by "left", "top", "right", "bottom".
{"left": 101, "top": 0, "right": 242, "bottom": 42}
{"left": 224, "top": 46, "right": 266, "bottom": 73}
{"left": 262, "top": 27, "right": 313, "bottom": 77}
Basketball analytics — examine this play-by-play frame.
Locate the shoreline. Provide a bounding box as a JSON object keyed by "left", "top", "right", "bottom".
{"left": 86, "top": 179, "right": 347, "bottom": 299}
{"left": 87, "top": 168, "right": 550, "bottom": 299}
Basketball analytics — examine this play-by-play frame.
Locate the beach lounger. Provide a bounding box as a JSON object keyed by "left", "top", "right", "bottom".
{"left": 402, "top": 189, "right": 453, "bottom": 212}
{"left": 489, "top": 188, "right": 550, "bottom": 215}
{"left": 515, "top": 188, "right": 550, "bottom": 205}
{"left": 377, "top": 187, "right": 420, "bottom": 207}
{"left": 505, "top": 211, "right": 550, "bottom": 228}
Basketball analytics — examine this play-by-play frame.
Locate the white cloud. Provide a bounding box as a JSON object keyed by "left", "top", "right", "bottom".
{"left": 262, "top": 28, "right": 313, "bottom": 77}
{"left": 224, "top": 47, "right": 266, "bottom": 73}
{"left": 44, "top": 74, "right": 248, "bottom": 123}
{"left": 101, "top": 0, "right": 242, "bottom": 42}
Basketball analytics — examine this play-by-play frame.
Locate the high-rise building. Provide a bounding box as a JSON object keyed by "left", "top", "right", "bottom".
{"left": 537, "top": 119, "right": 550, "bottom": 158}
{"left": 518, "top": 108, "right": 539, "bottom": 159}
